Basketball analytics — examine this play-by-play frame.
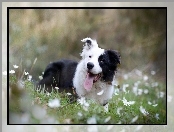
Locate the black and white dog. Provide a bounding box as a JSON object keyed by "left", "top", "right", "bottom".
{"left": 38, "top": 37, "right": 120, "bottom": 105}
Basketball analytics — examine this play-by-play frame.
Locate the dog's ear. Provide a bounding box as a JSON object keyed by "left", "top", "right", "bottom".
{"left": 81, "top": 37, "right": 98, "bottom": 50}
{"left": 107, "top": 50, "right": 121, "bottom": 65}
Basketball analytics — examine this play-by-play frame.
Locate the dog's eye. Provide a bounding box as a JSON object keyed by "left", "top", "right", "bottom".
{"left": 89, "top": 56, "right": 92, "bottom": 58}
{"left": 100, "top": 59, "right": 104, "bottom": 63}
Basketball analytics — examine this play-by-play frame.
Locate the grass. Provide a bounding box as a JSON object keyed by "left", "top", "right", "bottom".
{"left": 9, "top": 68, "right": 166, "bottom": 124}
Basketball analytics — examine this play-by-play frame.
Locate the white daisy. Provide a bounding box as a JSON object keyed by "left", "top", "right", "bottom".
{"left": 13, "top": 65, "right": 19, "bottom": 68}
{"left": 123, "top": 74, "right": 128, "bottom": 80}
{"left": 39, "top": 75, "right": 43, "bottom": 80}
{"left": 155, "top": 113, "right": 160, "bottom": 120}
{"left": 27, "top": 75, "right": 32, "bottom": 81}
{"left": 48, "top": 98, "right": 60, "bottom": 108}
{"left": 151, "top": 71, "right": 156, "bottom": 75}
{"left": 143, "top": 75, "right": 148, "bottom": 81}
{"left": 116, "top": 107, "right": 123, "bottom": 115}
{"left": 148, "top": 101, "right": 152, "bottom": 105}
{"left": 87, "top": 116, "right": 96, "bottom": 124}
{"left": 55, "top": 87, "right": 59, "bottom": 90}
{"left": 67, "top": 93, "right": 72, "bottom": 96}
{"left": 152, "top": 104, "right": 158, "bottom": 107}
{"left": 104, "top": 116, "right": 111, "bottom": 123}
{"left": 24, "top": 72, "right": 29, "bottom": 75}
{"left": 144, "top": 89, "right": 149, "bottom": 94}
{"left": 130, "top": 116, "right": 138, "bottom": 123}
{"left": 140, "top": 106, "right": 149, "bottom": 116}
{"left": 9, "top": 70, "right": 15, "bottom": 74}
{"left": 122, "top": 97, "right": 135, "bottom": 106}
{"left": 77, "top": 112, "right": 83, "bottom": 117}
{"left": 122, "top": 84, "right": 129, "bottom": 93}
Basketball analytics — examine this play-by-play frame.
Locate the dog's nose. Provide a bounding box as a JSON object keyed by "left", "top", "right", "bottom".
{"left": 87, "top": 62, "right": 94, "bottom": 70}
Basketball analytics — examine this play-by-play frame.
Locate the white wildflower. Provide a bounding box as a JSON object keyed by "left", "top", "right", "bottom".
{"left": 17, "top": 80, "right": 25, "bottom": 89}
{"left": 87, "top": 116, "right": 97, "bottom": 124}
{"left": 145, "top": 82, "right": 150, "bottom": 87}
{"left": 55, "top": 87, "right": 59, "bottom": 90}
{"left": 137, "top": 89, "right": 143, "bottom": 95}
{"left": 152, "top": 104, "right": 158, "bottom": 107}
{"left": 116, "top": 107, "right": 123, "bottom": 115}
{"left": 140, "top": 106, "right": 149, "bottom": 116}
{"left": 24, "top": 72, "right": 29, "bottom": 75}
{"left": 123, "top": 74, "right": 128, "bottom": 80}
{"left": 46, "top": 92, "right": 50, "bottom": 96}
{"left": 27, "top": 75, "right": 32, "bottom": 81}
{"left": 122, "top": 84, "right": 129, "bottom": 93}
{"left": 155, "top": 113, "right": 160, "bottom": 120}
{"left": 151, "top": 71, "right": 156, "bottom": 75}
{"left": 114, "top": 88, "right": 119, "bottom": 95}
{"left": 48, "top": 98, "right": 60, "bottom": 108}
{"left": 143, "top": 75, "right": 148, "bottom": 81}
{"left": 152, "top": 82, "right": 158, "bottom": 87}
{"left": 135, "top": 125, "right": 143, "bottom": 131}
{"left": 157, "top": 91, "right": 165, "bottom": 98}
{"left": 97, "top": 90, "right": 104, "bottom": 95}
{"left": 135, "top": 69, "right": 142, "bottom": 76}
{"left": 67, "top": 93, "right": 72, "bottom": 96}
{"left": 104, "top": 116, "right": 111, "bottom": 123}
{"left": 130, "top": 116, "right": 138, "bottom": 123}
{"left": 9, "top": 70, "right": 15, "bottom": 74}
{"left": 39, "top": 75, "right": 43, "bottom": 80}
{"left": 148, "top": 101, "right": 152, "bottom": 105}
{"left": 83, "top": 106, "right": 89, "bottom": 111}
{"left": 2, "top": 71, "right": 7, "bottom": 75}
{"left": 13, "top": 65, "right": 19, "bottom": 68}
{"left": 167, "top": 95, "right": 172, "bottom": 102}
{"left": 77, "top": 112, "right": 83, "bottom": 117}
{"left": 144, "top": 89, "right": 149, "bottom": 94}
{"left": 133, "top": 86, "right": 138, "bottom": 96}
{"left": 78, "top": 97, "right": 89, "bottom": 107}
{"left": 122, "top": 97, "right": 135, "bottom": 106}
{"left": 134, "top": 81, "right": 141, "bottom": 87}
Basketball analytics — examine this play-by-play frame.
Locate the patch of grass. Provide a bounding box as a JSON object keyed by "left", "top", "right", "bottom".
{"left": 9, "top": 70, "right": 166, "bottom": 124}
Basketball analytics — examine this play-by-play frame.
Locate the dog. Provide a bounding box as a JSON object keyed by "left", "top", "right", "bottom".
{"left": 73, "top": 38, "right": 120, "bottom": 105}
{"left": 38, "top": 37, "right": 120, "bottom": 105}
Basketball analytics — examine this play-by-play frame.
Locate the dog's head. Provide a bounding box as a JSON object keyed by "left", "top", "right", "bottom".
{"left": 81, "top": 37, "right": 121, "bottom": 91}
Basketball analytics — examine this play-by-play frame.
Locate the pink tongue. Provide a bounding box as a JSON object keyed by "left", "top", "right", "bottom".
{"left": 84, "top": 73, "right": 95, "bottom": 91}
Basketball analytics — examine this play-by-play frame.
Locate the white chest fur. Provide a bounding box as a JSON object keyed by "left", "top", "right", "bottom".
{"left": 73, "top": 61, "right": 114, "bottom": 105}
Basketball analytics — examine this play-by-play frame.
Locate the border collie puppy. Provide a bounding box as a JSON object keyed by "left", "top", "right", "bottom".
{"left": 73, "top": 38, "right": 120, "bottom": 105}
{"left": 38, "top": 37, "right": 120, "bottom": 105}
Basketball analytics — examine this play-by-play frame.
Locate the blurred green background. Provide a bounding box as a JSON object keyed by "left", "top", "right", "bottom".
{"left": 9, "top": 9, "right": 166, "bottom": 82}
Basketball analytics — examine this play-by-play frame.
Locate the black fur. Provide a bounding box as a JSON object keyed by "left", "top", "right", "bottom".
{"left": 98, "top": 50, "right": 120, "bottom": 82}
{"left": 37, "top": 59, "right": 78, "bottom": 94}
